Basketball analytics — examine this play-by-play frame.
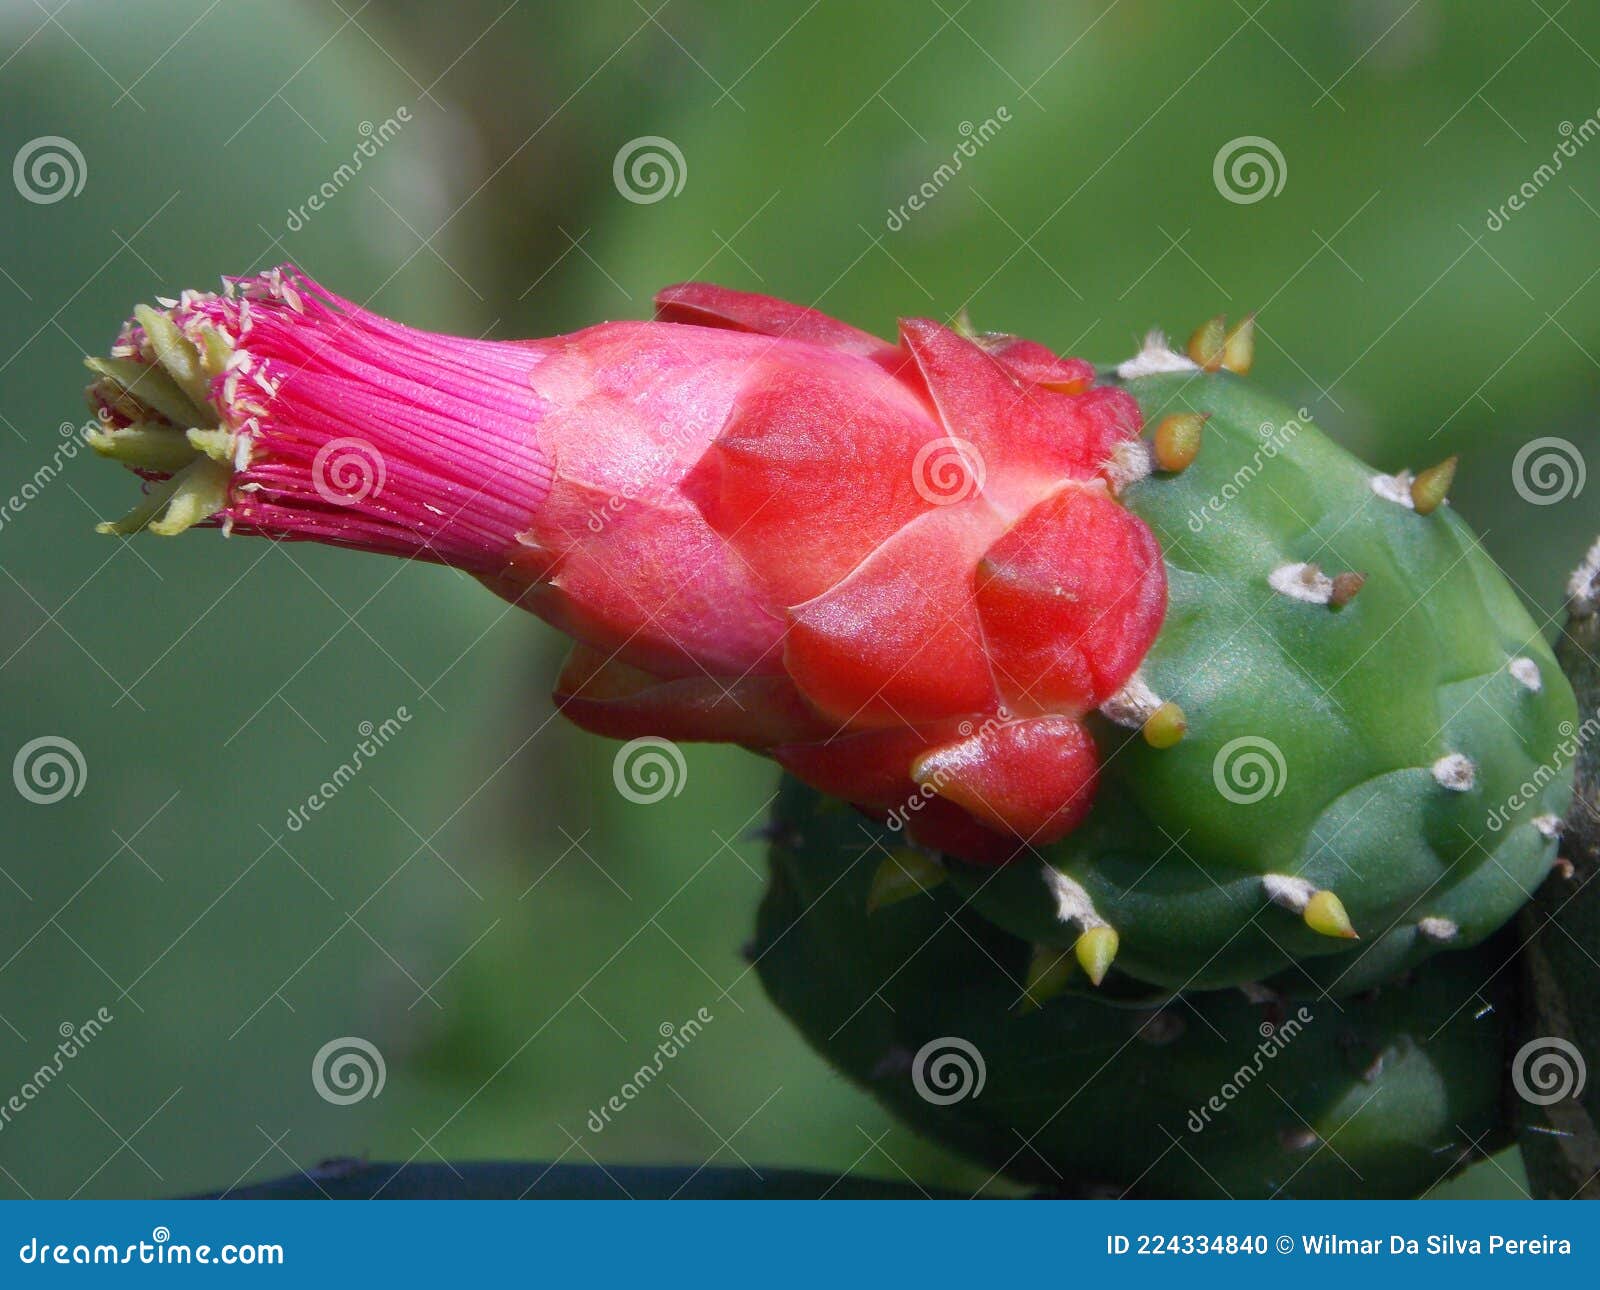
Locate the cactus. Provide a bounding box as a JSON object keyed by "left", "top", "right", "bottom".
{"left": 79, "top": 275, "right": 1579, "bottom": 1196}
{"left": 946, "top": 344, "right": 1576, "bottom": 997}
{"left": 756, "top": 776, "right": 1513, "bottom": 1199}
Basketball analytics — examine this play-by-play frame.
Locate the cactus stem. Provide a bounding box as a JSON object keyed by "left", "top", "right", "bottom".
{"left": 1020, "top": 944, "right": 1077, "bottom": 1012}
{"left": 1141, "top": 701, "right": 1188, "bottom": 748}
{"left": 1417, "top": 916, "right": 1459, "bottom": 943}
{"left": 1409, "top": 456, "right": 1457, "bottom": 515}
{"left": 1186, "top": 315, "right": 1227, "bottom": 371}
{"left": 1152, "top": 412, "right": 1207, "bottom": 473}
{"left": 1263, "top": 875, "right": 1358, "bottom": 939}
{"left": 1269, "top": 561, "right": 1335, "bottom": 604}
{"left": 1221, "top": 314, "right": 1256, "bottom": 375}
{"left": 1329, "top": 571, "right": 1366, "bottom": 608}
{"left": 1116, "top": 329, "right": 1199, "bottom": 380}
{"left": 866, "top": 847, "right": 946, "bottom": 913}
{"left": 1074, "top": 925, "right": 1120, "bottom": 986}
{"left": 1509, "top": 656, "right": 1543, "bottom": 692}
{"left": 1430, "top": 753, "right": 1477, "bottom": 792}
{"left": 1099, "top": 670, "right": 1162, "bottom": 729}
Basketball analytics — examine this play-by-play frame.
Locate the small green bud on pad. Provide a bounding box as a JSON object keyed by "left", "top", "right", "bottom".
{"left": 1152, "top": 413, "right": 1206, "bottom": 472}
{"left": 866, "top": 848, "right": 946, "bottom": 913}
{"left": 1409, "top": 456, "right": 1457, "bottom": 515}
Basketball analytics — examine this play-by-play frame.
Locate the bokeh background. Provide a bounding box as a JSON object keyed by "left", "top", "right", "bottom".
{"left": 2, "top": 0, "right": 1597, "bottom": 1199}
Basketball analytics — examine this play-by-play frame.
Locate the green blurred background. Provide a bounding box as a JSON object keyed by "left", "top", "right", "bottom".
{"left": 1, "top": 0, "right": 1596, "bottom": 1198}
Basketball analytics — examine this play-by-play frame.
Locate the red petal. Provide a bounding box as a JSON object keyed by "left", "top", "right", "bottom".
{"left": 681, "top": 363, "right": 942, "bottom": 604}
{"left": 772, "top": 721, "right": 965, "bottom": 808}
{"left": 904, "top": 797, "right": 1021, "bottom": 865}
{"left": 975, "top": 483, "right": 1166, "bottom": 713}
{"left": 898, "top": 318, "right": 1140, "bottom": 498}
{"left": 912, "top": 715, "right": 1098, "bottom": 846}
{"left": 554, "top": 644, "right": 831, "bottom": 746}
{"left": 976, "top": 335, "right": 1094, "bottom": 392}
{"left": 655, "top": 282, "right": 898, "bottom": 363}
{"left": 783, "top": 502, "right": 1004, "bottom": 727}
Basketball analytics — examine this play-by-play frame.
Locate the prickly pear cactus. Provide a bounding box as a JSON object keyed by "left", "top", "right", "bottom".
{"left": 946, "top": 356, "right": 1576, "bottom": 998}
{"left": 755, "top": 776, "right": 1513, "bottom": 1198}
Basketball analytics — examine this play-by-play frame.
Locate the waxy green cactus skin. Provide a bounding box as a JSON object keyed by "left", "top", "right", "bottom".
{"left": 755, "top": 778, "right": 1513, "bottom": 1199}
{"left": 947, "top": 369, "right": 1576, "bottom": 997}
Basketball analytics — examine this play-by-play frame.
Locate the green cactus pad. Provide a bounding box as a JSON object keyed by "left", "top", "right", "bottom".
{"left": 946, "top": 370, "right": 1575, "bottom": 996}
{"left": 755, "top": 777, "right": 1513, "bottom": 1198}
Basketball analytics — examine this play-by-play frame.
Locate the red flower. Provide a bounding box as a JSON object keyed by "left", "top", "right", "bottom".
{"left": 88, "top": 269, "right": 1165, "bottom": 862}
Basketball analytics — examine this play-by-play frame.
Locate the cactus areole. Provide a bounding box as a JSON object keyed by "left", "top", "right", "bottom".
{"left": 85, "top": 270, "right": 1576, "bottom": 999}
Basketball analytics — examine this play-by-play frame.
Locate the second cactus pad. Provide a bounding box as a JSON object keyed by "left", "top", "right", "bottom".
{"left": 946, "top": 366, "right": 1575, "bottom": 996}
{"left": 758, "top": 778, "right": 1513, "bottom": 1198}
